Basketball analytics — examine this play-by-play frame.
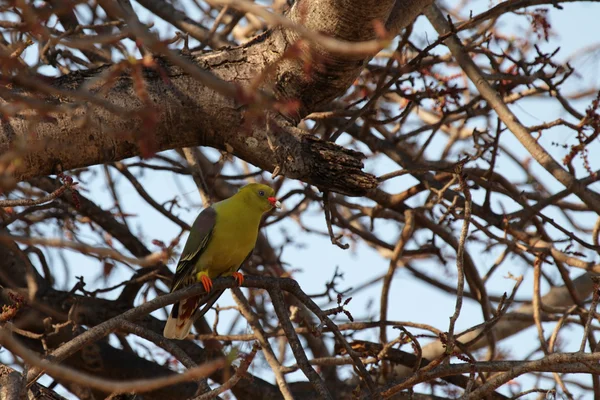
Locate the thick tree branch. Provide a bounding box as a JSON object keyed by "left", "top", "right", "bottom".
{"left": 0, "top": 0, "right": 434, "bottom": 196}
{"left": 0, "top": 365, "right": 68, "bottom": 400}
{"left": 0, "top": 330, "right": 226, "bottom": 395}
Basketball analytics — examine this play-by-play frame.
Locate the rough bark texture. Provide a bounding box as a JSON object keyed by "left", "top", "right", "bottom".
{"left": 282, "top": 0, "right": 395, "bottom": 111}
{"left": 0, "top": 365, "right": 69, "bottom": 400}
{"left": 0, "top": 0, "right": 430, "bottom": 196}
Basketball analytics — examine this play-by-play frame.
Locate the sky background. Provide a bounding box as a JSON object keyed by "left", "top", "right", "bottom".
{"left": 4, "top": 0, "right": 600, "bottom": 398}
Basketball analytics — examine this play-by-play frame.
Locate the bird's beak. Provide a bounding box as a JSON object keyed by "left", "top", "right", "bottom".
{"left": 268, "top": 196, "right": 281, "bottom": 209}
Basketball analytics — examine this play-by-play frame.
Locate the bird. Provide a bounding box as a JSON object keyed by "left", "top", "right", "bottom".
{"left": 163, "top": 183, "right": 281, "bottom": 340}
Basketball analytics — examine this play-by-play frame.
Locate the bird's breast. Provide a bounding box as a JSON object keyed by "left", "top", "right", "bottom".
{"left": 196, "top": 212, "right": 259, "bottom": 277}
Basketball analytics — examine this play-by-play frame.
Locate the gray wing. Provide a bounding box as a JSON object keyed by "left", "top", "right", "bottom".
{"left": 171, "top": 206, "right": 217, "bottom": 292}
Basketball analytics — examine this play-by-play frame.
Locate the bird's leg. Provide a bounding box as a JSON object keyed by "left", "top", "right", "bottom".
{"left": 196, "top": 271, "right": 213, "bottom": 292}
{"left": 232, "top": 272, "right": 244, "bottom": 286}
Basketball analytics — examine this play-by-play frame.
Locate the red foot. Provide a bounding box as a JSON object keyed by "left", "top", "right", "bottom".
{"left": 232, "top": 272, "right": 244, "bottom": 286}
{"left": 200, "top": 275, "right": 213, "bottom": 292}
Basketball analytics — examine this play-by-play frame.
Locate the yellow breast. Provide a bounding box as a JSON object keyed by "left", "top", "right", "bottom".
{"left": 195, "top": 198, "right": 261, "bottom": 278}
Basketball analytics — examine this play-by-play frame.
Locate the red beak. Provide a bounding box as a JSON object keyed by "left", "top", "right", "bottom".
{"left": 267, "top": 196, "right": 281, "bottom": 208}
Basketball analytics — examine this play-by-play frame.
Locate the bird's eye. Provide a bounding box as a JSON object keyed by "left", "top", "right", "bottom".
{"left": 258, "top": 190, "right": 265, "bottom": 197}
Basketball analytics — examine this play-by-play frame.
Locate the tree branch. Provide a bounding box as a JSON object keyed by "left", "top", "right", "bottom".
{"left": 0, "top": 0, "right": 431, "bottom": 196}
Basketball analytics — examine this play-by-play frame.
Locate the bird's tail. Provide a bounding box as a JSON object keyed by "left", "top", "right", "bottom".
{"left": 163, "top": 296, "right": 200, "bottom": 340}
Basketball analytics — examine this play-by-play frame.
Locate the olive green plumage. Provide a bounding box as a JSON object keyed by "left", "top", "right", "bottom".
{"left": 163, "top": 183, "right": 280, "bottom": 339}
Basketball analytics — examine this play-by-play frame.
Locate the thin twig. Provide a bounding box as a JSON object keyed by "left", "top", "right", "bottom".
{"left": 193, "top": 342, "right": 259, "bottom": 400}
{"left": 446, "top": 166, "right": 472, "bottom": 353}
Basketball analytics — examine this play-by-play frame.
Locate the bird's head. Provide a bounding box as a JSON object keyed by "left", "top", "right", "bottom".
{"left": 238, "top": 183, "right": 281, "bottom": 212}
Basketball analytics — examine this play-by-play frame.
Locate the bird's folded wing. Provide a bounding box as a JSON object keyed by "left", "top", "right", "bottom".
{"left": 171, "top": 206, "right": 217, "bottom": 291}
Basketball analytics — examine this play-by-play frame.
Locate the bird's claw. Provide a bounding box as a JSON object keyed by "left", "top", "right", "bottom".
{"left": 232, "top": 272, "right": 244, "bottom": 286}
{"left": 198, "top": 273, "right": 213, "bottom": 292}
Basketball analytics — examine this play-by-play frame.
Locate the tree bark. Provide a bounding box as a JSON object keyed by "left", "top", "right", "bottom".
{"left": 0, "top": 0, "right": 431, "bottom": 196}
{"left": 0, "top": 365, "right": 69, "bottom": 400}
